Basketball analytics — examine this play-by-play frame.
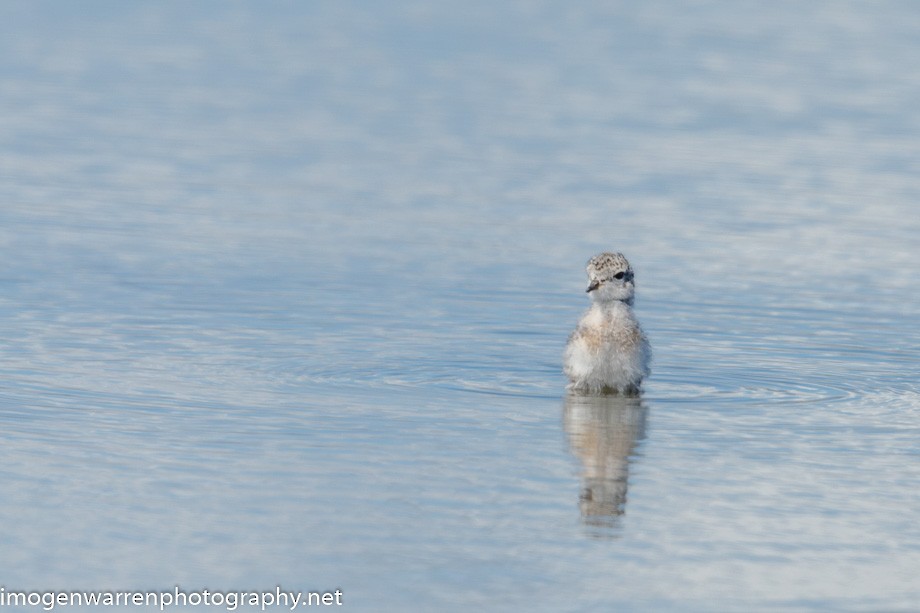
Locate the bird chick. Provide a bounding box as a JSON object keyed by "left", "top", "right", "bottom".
{"left": 564, "top": 252, "right": 651, "bottom": 395}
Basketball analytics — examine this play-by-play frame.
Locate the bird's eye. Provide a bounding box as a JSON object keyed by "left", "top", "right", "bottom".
{"left": 613, "top": 272, "right": 625, "bottom": 280}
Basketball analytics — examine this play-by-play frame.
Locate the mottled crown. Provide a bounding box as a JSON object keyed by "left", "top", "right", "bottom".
{"left": 584, "top": 251, "right": 636, "bottom": 303}
{"left": 586, "top": 252, "right": 633, "bottom": 283}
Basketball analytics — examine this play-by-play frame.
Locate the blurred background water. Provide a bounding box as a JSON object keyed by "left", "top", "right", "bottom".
{"left": 1, "top": 1, "right": 919, "bottom": 611}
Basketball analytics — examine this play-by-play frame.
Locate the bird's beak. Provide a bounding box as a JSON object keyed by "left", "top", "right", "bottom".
{"left": 586, "top": 280, "right": 600, "bottom": 293}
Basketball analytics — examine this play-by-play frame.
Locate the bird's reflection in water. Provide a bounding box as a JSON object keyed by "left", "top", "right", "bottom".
{"left": 563, "top": 393, "right": 647, "bottom": 536}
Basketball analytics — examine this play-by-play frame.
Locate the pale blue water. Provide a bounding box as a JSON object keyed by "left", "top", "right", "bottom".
{"left": 1, "top": 2, "right": 919, "bottom": 611}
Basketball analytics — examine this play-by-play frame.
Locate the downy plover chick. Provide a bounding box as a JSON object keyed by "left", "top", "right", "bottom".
{"left": 564, "top": 252, "right": 651, "bottom": 395}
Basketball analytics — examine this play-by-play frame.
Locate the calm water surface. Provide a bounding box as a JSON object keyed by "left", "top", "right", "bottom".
{"left": 1, "top": 2, "right": 919, "bottom": 611}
